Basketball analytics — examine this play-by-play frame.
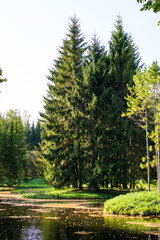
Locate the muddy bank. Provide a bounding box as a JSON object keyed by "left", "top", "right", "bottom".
{"left": 0, "top": 191, "right": 104, "bottom": 214}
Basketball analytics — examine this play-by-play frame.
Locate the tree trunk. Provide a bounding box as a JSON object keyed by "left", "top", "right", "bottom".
{"left": 145, "top": 110, "right": 150, "bottom": 192}
{"left": 78, "top": 158, "right": 82, "bottom": 189}
{"left": 157, "top": 127, "right": 160, "bottom": 194}
{"left": 73, "top": 158, "right": 78, "bottom": 188}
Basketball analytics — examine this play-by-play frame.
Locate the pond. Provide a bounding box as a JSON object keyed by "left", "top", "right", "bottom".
{"left": 0, "top": 195, "right": 159, "bottom": 240}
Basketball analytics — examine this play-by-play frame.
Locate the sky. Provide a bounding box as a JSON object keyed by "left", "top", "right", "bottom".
{"left": 0, "top": 0, "right": 160, "bottom": 123}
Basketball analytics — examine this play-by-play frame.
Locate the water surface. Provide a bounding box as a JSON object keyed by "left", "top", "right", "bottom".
{"left": 0, "top": 197, "right": 159, "bottom": 240}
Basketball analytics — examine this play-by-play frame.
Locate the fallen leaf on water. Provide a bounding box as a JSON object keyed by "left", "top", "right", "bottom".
{"left": 144, "top": 231, "right": 160, "bottom": 236}
{"left": 43, "top": 217, "right": 60, "bottom": 220}
{"left": 29, "top": 208, "right": 52, "bottom": 213}
{"left": 73, "top": 231, "right": 95, "bottom": 235}
{"left": 7, "top": 216, "right": 32, "bottom": 219}
{"left": 127, "top": 221, "right": 160, "bottom": 228}
{"left": 89, "top": 214, "right": 104, "bottom": 218}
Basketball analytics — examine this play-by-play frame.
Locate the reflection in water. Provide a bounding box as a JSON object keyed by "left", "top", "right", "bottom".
{"left": 148, "top": 234, "right": 151, "bottom": 240}
{"left": 21, "top": 226, "right": 42, "bottom": 240}
{"left": 0, "top": 200, "right": 159, "bottom": 240}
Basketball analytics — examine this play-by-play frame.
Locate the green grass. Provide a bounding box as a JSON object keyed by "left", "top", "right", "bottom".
{"left": 3, "top": 178, "right": 160, "bottom": 216}
{"left": 21, "top": 189, "right": 112, "bottom": 199}
{"left": 10, "top": 178, "right": 113, "bottom": 200}
{"left": 104, "top": 190, "right": 160, "bottom": 216}
{"left": 0, "top": 187, "right": 13, "bottom": 191}
{"left": 15, "top": 178, "right": 47, "bottom": 188}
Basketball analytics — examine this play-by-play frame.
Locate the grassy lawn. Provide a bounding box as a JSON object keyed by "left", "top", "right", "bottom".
{"left": 104, "top": 190, "right": 160, "bottom": 216}
{"left": 10, "top": 178, "right": 113, "bottom": 200}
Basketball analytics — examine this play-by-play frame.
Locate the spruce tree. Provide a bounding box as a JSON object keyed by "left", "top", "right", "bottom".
{"left": 82, "top": 36, "right": 110, "bottom": 189}
{"left": 39, "top": 16, "right": 86, "bottom": 188}
{"left": 35, "top": 121, "right": 42, "bottom": 147}
{"left": 108, "top": 16, "right": 142, "bottom": 188}
{"left": 6, "top": 119, "right": 18, "bottom": 185}
{"left": 24, "top": 120, "right": 31, "bottom": 150}
{"left": 4, "top": 110, "right": 29, "bottom": 185}
{"left": 0, "top": 115, "right": 6, "bottom": 184}
{"left": 14, "top": 115, "right": 29, "bottom": 182}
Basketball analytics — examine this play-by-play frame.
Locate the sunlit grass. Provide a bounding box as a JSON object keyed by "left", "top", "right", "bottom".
{"left": 104, "top": 190, "right": 160, "bottom": 216}
{"left": 21, "top": 188, "right": 113, "bottom": 199}
{"left": 0, "top": 187, "right": 13, "bottom": 191}
{"left": 9, "top": 178, "right": 113, "bottom": 200}
{"left": 15, "top": 178, "right": 47, "bottom": 189}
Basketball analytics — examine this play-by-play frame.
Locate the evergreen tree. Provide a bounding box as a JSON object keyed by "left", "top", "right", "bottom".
{"left": 108, "top": 16, "right": 142, "bottom": 188}
{"left": 30, "top": 122, "right": 36, "bottom": 148}
{"left": 37, "top": 16, "right": 144, "bottom": 190}
{"left": 24, "top": 120, "right": 42, "bottom": 150}
{"left": 0, "top": 115, "right": 7, "bottom": 184}
{"left": 35, "top": 121, "right": 42, "bottom": 147}
{"left": 23, "top": 120, "right": 42, "bottom": 178}
{"left": 14, "top": 115, "right": 29, "bottom": 182}
{"left": 24, "top": 120, "right": 31, "bottom": 149}
{"left": 39, "top": 16, "right": 86, "bottom": 188}
{"left": 0, "top": 110, "right": 29, "bottom": 185}
{"left": 82, "top": 36, "right": 110, "bottom": 190}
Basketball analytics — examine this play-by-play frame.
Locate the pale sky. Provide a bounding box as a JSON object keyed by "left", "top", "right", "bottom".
{"left": 0, "top": 0, "right": 160, "bottom": 122}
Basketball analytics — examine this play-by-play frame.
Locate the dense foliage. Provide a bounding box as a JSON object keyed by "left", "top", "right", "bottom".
{"left": 0, "top": 110, "right": 29, "bottom": 185}
{"left": 104, "top": 190, "right": 160, "bottom": 216}
{"left": 24, "top": 120, "right": 42, "bottom": 150}
{"left": 137, "top": 0, "right": 160, "bottom": 25}
{"left": 37, "top": 16, "right": 149, "bottom": 190}
{"left": 124, "top": 62, "right": 160, "bottom": 193}
{"left": 137, "top": 0, "right": 160, "bottom": 13}
{"left": 0, "top": 109, "right": 42, "bottom": 185}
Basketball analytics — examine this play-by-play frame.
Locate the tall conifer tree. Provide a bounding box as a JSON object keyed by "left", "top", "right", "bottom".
{"left": 108, "top": 16, "right": 142, "bottom": 188}
{"left": 39, "top": 16, "right": 86, "bottom": 188}
{"left": 82, "top": 36, "right": 110, "bottom": 189}
{"left": 3, "top": 110, "right": 29, "bottom": 185}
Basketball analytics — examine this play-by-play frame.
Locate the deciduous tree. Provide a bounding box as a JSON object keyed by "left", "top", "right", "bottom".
{"left": 137, "top": 0, "right": 160, "bottom": 24}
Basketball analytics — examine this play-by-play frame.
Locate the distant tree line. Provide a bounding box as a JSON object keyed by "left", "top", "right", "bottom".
{"left": 24, "top": 120, "right": 42, "bottom": 150}
{"left": 24, "top": 119, "right": 42, "bottom": 178}
{"left": 0, "top": 110, "right": 42, "bottom": 186}
{"left": 0, "top": 110, "right": 29, "bottom": 186}
{"left": 36, "top": 16, "right": 154, "bottom": 190}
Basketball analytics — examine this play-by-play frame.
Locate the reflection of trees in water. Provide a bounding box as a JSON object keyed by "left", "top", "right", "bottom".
{"left": 147, "top": 231, "right": 160, "bottom": 239}
{"left": 21, "top": 226, "right": 42, "bottom": 240}
{"left": 0, "top": 202, "right": 158, "bottom": 240}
